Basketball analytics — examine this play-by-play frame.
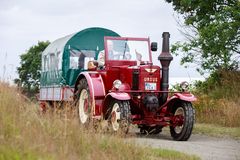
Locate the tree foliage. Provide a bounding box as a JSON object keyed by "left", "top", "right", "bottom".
{"left": 166, "top": 0, "right": 240, "bottom": 74}
{"left": 15, "top": 41, "right": 50, "bottom": 96}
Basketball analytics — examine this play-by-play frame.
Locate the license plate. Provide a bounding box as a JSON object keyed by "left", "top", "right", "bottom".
{"left": 145, "top": 82, "right": 156, "bottom": 90}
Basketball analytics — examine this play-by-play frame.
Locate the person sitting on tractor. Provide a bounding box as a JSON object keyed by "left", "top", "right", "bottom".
{"left": 135, "top": 49, "right": 142, "bottom": 61}
{"left": 97, "top": 50, "right": 105, "bottom": 67}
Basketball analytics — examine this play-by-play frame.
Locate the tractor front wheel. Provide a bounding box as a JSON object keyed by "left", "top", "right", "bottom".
{"left": 170, "top": 101, "right": 195, "bottom": 141}
{"left": 108, "top": 100, "right": 131, "bottom": 134}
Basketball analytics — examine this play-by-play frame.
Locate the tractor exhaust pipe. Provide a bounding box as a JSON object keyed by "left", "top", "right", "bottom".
{"left": 158, "top": 32, "right": 173, "bottom": 104}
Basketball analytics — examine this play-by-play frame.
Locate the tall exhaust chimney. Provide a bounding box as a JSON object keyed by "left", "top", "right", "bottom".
{"left": 158, "top": 32, "right": 173, "bottom": 104}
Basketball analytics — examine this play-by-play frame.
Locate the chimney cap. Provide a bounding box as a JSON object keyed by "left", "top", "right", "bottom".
{"left": 162, "top": 32, "right": 170, "bottom": 38}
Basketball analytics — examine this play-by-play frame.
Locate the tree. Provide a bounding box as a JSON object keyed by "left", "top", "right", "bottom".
{"left": 15, "top": 41, "right": 50, "bottom": 96}
{"left": 166, "top": 0, "right": 240, "bottom": 74}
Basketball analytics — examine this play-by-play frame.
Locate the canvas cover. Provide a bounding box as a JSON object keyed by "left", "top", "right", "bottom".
{"left": 40, "top": 27, "right": 120, "bottom": 87}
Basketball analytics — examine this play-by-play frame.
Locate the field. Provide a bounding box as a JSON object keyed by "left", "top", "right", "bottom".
{"left": 193, "top": 70, "right": 240, "bottom": 127}
{"left": 0, "top": 83, "right": 199, "bottom": 160}
{"left": 1, "top": 70, "right": 239, "bottom": 159}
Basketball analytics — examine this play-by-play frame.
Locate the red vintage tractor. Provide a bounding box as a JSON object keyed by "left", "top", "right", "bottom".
{"left": 74, "top": 32, "right": 196, "bottom": 141}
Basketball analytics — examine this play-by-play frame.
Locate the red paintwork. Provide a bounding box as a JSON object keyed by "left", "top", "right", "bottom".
{"left": 155, "top": 93, "right": 196, "bottom": 114}
{"left": 173, "top": 93, "right": 197, "bottom": 102}
{"left": 106, "top": 92, "right": 131, "bottom": 100}
{"left": 171, "top": 115, "right": 184, "bottom": 127}
{"left": 79, "top": 72, "right": 105, "bottom": 116}
{"left": 84, "top": 100, "right": 88, "bottom": 113}
{"left": 39, "top": 101, "right": 47, "bottom": 113}
{"left": 75, "top": 36, "right": 197, "bottom": 127}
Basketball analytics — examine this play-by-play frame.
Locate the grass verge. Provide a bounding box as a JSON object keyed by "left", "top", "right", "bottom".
{"left": 151, "top": 148, "right": 200, "bottom": 160}
{"left": 193, "top": 123, "right": 240, "bottom": 139}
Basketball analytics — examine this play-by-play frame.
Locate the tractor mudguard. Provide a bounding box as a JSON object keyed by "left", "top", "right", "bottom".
{"left": 172, "top": 93, "right": 197, "bottom": 102}
{"left": 74, "top": 72, "right": 106, "bottom": 116}
{"left": 102, "top": 92, "right": 131, "bottom": 117}
{"left": 106, "top": 92, "right": 131, "bottom": 101}
{"left": 165, "top": 93, "right": 196, "bottom": 106}
{"left": 75, "top": 72, "right": 106, "bottom": 99}
{"left": 159, "top": 93, "right": 196, "bottom": 111}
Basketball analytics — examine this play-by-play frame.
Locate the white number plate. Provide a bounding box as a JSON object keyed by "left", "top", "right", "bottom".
{"left": 145, "top": 82, "right": 156, "bottom": 90}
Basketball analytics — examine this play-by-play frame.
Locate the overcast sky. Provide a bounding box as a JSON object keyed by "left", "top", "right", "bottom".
{"left": 0, "top": 0, "right": 203, "bottom": 83}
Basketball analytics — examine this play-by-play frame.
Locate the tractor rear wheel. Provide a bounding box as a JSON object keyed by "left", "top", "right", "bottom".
{"left": 170, "top": 101, "right": 195, "bottom": 141}
{"left": 108, "top": 100, "right": 131, "bottom": 134}
{"left": 77, "top": 78, "right": 92, "bottom": 126}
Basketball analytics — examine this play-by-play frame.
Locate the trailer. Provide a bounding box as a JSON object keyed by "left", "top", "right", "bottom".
{"left": 39, "top": 27, "right": 120, "bottom": 102}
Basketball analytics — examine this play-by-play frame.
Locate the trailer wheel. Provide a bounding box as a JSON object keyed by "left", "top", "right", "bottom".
{"left": 108, "top": 100, "right": 131, "bottom": 134}
{"left": 77, "top": 78, "right": 92, "bottom": 125}
{"left": 170, "top": 101, "right": 195, "bottom": 141}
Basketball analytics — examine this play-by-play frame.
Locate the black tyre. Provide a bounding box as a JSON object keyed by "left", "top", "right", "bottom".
{"left": 76, "top": 78, "right": 92, "bottom": 126}
{"left": 139, "top": 125, "right": 163, "bottom": 135}
{"left": 108, "top": 100, "right": 131, "bottom": 134}
{"left": 170, "top": 101, "right": 195, "bottom": 141}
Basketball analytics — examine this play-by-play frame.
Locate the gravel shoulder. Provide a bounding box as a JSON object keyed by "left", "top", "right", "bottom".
{"left": 128, "top": 130, "right": 240, "bottom": 160}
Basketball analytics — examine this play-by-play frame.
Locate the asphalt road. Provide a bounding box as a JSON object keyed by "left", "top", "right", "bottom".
{"left": 128, "top": 130, "right": 240, "bottom": 160}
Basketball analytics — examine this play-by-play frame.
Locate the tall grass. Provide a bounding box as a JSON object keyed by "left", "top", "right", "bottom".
{"left": 193, "top": 70, "right": 240, "bottom": 127}
{"left": 0, "top": 82, "right": 199, "bottom": 160}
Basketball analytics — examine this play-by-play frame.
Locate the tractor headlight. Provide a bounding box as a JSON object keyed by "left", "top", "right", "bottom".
{"left": 113, "top": 80, "right": 122, "bottom": 90}
{"left": 180, "top": 81, "right": 189, "bottom": 91}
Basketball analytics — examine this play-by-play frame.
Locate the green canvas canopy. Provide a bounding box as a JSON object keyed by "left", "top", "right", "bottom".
{"left": 40, "top": 27, "right": 120, "bottom": 87}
